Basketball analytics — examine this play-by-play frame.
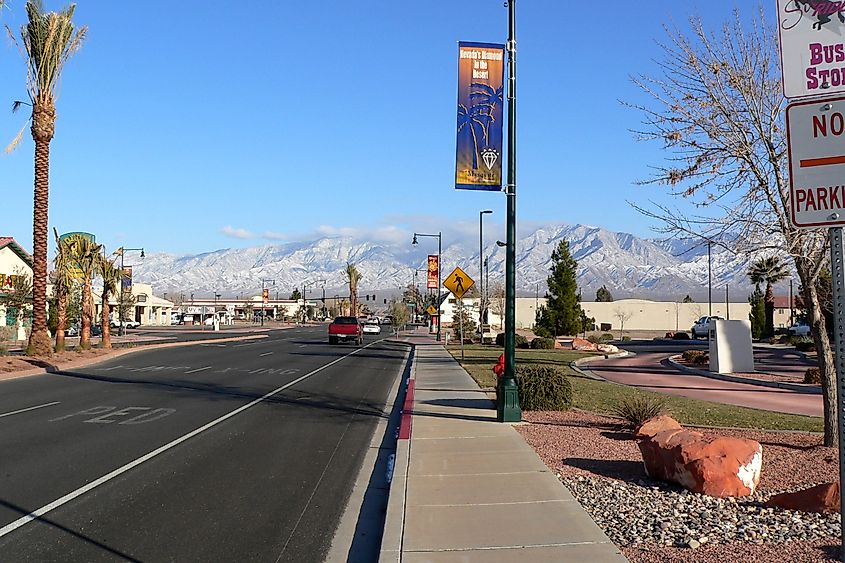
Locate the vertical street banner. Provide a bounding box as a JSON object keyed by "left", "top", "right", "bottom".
{"left": 121, "top": 266, "right": 132, "bottom": 292}
{"left": 777, "top": 0, "right": 845, "bottom": 99}
{"left": 263, "top": 288, "right": 270, "bottom": 304}
{"left": 455, "top": 42, "right": 505, "bottom": 191}
{"left": 427, "top": 255, "right": 439, "bottom": 289}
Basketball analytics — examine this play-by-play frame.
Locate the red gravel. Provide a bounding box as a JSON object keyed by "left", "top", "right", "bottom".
{"left": 516, "top": 410, "right": 840, "bottom": 562}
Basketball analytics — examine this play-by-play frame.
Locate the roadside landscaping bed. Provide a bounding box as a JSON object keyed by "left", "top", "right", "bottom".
{"left": 448, "top": 345, "right": 837, "bottom": 562}
{"left": 449, "top": 346, "right": 823, "bottom": 432}
{"left": 0, "top": 347, "right": 116, "bottom": 379}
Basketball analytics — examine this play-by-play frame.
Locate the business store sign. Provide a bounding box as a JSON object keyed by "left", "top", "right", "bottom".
{"left": 455, "top": 42, "right": 505, "bottom": 191}
{"left": 778, "top": 0, "right": 845, "bottom": 98}
{"left": 427, "top": 255, "right": 439, "bottom": 289}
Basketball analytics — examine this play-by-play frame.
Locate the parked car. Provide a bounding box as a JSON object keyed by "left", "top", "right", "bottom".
{"left": 362, "top": 321, "right": 382, "bottom": 335}
{"left": 66, "top": 323, "right": 79, "bottom": 337}
{"left": 690, "top": 316, "right": 724, "bottom": 338}
{"left": 328, "top": 316, "right": 363, "bottom": 345}
{"left": 110, "top": 319, "right": 139, "bottom": 329}
{"left": 91, "top": 324, "right": 102, "bottom": 337}
{"left": 171, "top": 314, "right": 183, "bottom": 325}
{"left": 788, "top": 322, "right": 811, "bottom": 336}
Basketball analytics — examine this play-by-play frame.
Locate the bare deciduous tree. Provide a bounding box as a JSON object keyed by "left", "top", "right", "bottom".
{"left": 629, "top": 9, "right": 837, "bottom": 444}
{"left": 613, "top": 308, "right": 633, "bottom": 340}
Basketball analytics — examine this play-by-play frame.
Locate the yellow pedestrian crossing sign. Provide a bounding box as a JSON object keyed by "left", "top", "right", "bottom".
{"left": 426, "top": 305, "right": 438, "bottom": 316}
{"left": 444, "top": 266, "right": 474, "bottom": 299}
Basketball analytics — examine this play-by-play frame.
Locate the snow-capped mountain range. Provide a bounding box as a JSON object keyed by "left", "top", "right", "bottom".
{"left": 132, "top": 224, "right": 764, "bottom": 301}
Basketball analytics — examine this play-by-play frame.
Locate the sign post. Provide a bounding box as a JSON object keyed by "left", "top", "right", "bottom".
{"left": 779, "top": 5, "right": 845, "bottom": 552}
{"left": 444, "top": 267, "right": 475, "bottom": 362}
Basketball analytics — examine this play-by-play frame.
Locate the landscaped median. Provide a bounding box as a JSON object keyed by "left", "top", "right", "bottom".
{"left": 446, "top": 345, "right": 838, "bottom": 563}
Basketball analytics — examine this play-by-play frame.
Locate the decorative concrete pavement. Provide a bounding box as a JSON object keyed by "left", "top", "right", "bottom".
{"left": 381, "top": 330, "right": 626, "bottom": 562}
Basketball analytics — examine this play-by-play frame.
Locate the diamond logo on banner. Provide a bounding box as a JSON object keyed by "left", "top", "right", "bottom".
{"left": 481, "top": 148, "right": 499, "bottom": 170}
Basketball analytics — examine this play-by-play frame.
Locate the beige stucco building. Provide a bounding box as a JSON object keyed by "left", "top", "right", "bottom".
{"left": 439, "top": 292, "right": 759, "bottom": 334}
{"left": 0, "top": 237, "right": 34, "bottom": 337}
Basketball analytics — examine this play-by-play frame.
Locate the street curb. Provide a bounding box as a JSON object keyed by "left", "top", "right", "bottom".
{"left": 570, "top": 350, "right": 633, "bottom": 380}
{"left": 326, "top": 340, "right": 411, "bottom": 562}
{"left": 379, "top": 341, "right": 417, "bottom": 563}
{"left": 666, "top": 355, "right": 822, "bottom": 395}
{"left": 0, "top": 334, "right": 268, "bottom": 383}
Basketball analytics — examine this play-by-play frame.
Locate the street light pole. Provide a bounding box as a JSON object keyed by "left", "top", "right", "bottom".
{"left": 480, "top": 209, "right": 493, "bottom": 336}
{"left": 118, "top": 247, "right": 144, "bottom": 336}
{"left": 708, "top": 240, "right": 712, "bottom": 317}
{"left": 500, "top": 0, "right": 521, "bottom": 422}
{"left": 413, "top": 232, "right": 442, "bottom": 341}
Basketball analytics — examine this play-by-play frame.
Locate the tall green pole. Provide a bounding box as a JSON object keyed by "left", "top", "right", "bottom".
{"left": 498, "top": 0, "right": 521, "bottom": 422}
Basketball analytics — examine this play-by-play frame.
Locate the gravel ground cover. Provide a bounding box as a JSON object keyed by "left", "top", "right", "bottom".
{"left": 517, "top": 410, "right": 841, "bottom": 562}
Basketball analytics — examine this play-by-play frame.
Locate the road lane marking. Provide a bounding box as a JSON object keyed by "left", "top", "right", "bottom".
{"left": 0, "top": 340, "right": 380, "bottom": 539}
{"left": 260, "top": 352, "right": 274, "bottom": 357}
{"left": 184, "top": 366, "right": 212, "bottom": 374}
{"left": 0, "top": 402, "right": 60, "bottom": 420}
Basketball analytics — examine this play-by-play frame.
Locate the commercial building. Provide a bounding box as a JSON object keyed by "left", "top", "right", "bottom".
{"left": 0, "top": 237, "right": 34, "bottom": 338}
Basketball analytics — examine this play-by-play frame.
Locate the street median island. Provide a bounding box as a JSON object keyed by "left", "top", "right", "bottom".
{"left": 447, "top": 344, "right": 837, "bottom": 562}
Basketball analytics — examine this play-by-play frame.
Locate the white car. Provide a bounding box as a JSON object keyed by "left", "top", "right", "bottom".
{"left": 111, "top": 319, "right": 139, "bottom": 329}
{"left": 690, "top": 316, "right": 724, "bottom": 338}
{"left": 362, "top": 322, "right": 381, "bottom": 335}
{"left": 788, "top": 322, "right": 811, "bottom": 336}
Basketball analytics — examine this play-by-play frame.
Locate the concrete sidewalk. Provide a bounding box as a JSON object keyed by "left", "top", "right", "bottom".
{"left": 381, "top": 329, "right": 626, "bottom": 562}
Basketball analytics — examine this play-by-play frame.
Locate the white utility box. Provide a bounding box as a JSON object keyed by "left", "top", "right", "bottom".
{"left": 709, "top": 319, "right": 754, "bottom": 374}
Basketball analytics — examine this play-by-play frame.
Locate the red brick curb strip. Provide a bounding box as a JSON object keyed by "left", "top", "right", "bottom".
{"left": 0, "top": 334, "right": 268, "bottom": 383}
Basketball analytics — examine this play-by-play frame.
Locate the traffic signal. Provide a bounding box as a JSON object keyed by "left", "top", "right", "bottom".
{"left": 366, "top": 295, "right": 370, "bottom": 301}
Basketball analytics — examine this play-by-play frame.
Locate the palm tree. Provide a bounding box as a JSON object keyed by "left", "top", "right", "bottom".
{"left": 469, "top": 83, "right": 503, "bottom": 145}
{"left": 97, "top": 254, "right": 121, "bottom": 349}
{"left": 457, "top": 104, "right": 487, "bottom": 170}
{"left": 747, "top": 256, "right": 790, "bottom": 337}
{"left": 346, "top": 262, "right": 361, "bottom": 317}
{"left": 64, "top": 234, "right": 101, "bottom": 349}
{"left": 10, "top": 1, "right": 86, "bottom": 356}
{"left": 52, "top": 228, "right": 75, "bottom": 352}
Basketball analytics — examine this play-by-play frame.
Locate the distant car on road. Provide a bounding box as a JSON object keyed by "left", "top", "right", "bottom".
{"left": 690, "top": 316, "right": 724, "bottom": 338}
{"left": 788, "top": 322, "right": 811, "bottom": 337}
{"left": 362, "top": 321, "right": 381, "bottom": 335}
{"left": 328, "top": 316, "right": 363, "bottom": 345}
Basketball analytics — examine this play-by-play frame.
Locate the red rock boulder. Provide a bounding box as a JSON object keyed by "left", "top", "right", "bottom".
{"left": 765, "top": 482, "right": 840, "bottom": 513}
{"left": 635, "top": 415, "right": 683, "bottom": 439}
{"left": 571, "top": 337, "right": 597, "bottom": 352}
{"left": 638, "top": 426, "right": 762, "bottom": 497}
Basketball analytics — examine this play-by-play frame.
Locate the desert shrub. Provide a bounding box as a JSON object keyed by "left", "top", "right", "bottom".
{"left": 794, "top": 338, "right": 815, "bottom": 353}
{"left": 533, "top": 326, "right": 552, "bottom": 338}
{"left": 515, "top": 364, "right": 572, "bottom": 411}
{"left": 0, "top": 343, "right": 6, "bottom": 356}
{"left": 621, "top": 336, "right": 632, "bottom": 342}
{"left": 0, "top": 326, "right": 14, "bottom": 342}
{"left": 495, "top": 333, "right": 529, "bottom": 348}
{"left": 804, "top": 367, "right": 821, "bottom": 385}
{"left": 682, "top": 350, "right": 707, "bottom": 364}
{"left": 599, "top": 333, "right": 614, "bottom": 342}
{"left": 672, "top": 332, "right": 691, "bottom": 340}
{"left": 530, "top": 337, "right": 555, "bottom": 350}
{"left": 612, "top": 396, "right": 668, "bottom": 429}
{"left": 586, "top": 334, "right": 601, "bottom": 344}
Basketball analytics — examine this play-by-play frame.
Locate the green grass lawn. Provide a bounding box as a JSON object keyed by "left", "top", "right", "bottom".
{"left": 447, "top": 345, "right": 822, "bottom": 433}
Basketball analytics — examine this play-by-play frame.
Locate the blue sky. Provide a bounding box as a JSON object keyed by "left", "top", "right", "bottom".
{"left": 0, "top": 0, "right": 764, "bottom": 255}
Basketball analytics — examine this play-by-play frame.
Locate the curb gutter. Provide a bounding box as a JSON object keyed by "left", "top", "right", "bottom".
{"left": 666, "top": 356, "right": 822, "bottom": 395}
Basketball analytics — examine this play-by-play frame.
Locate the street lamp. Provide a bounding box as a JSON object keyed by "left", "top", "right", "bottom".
{"left": 260, "top": 278, "right": 275, "bottom": 326}
{"left": 118, "top": 247, "right": 144, "bottom": 336}
{"left": 479, "top": 209, "right": 493, "bottom": 335}
{"left": 413, "top": 232, "right": 442, "bottom": 341}
{"left": 500, "top": 0, "right": 521, "bottom": 422}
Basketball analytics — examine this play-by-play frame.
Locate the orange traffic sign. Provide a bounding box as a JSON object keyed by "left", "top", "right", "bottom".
{"left": 444, "top": 266, "right": 475, "bottom": 299}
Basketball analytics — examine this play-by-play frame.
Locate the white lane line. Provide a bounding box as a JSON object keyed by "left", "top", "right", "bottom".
{"left": 184, "top": 366, "right": 212, "bottom": 374}
{"left": 260, "top": 352, "right": 274, "bottom": 357}
{"left": 0, "top": 402, "right": 61, "bottom": 419}
{"left": 0, "top": 340, "right": 379, "bottom": 539}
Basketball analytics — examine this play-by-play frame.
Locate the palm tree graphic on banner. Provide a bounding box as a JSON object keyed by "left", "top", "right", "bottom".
{"left": 458, "top": 82, "right": 503, "bottom": 171}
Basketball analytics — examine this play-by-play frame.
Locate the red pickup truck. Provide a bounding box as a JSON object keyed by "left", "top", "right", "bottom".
{"left": 328, "top": 316, "right": 363, "bottom": 345}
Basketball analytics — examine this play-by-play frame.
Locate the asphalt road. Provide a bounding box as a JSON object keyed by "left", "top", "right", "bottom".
{"left": 0, "top": 326, "right": 406, "bottom": 562}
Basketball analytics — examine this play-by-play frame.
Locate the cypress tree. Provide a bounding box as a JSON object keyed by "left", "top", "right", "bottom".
{"left": 537, "top": 239, "right": 583, "bottom": 336}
